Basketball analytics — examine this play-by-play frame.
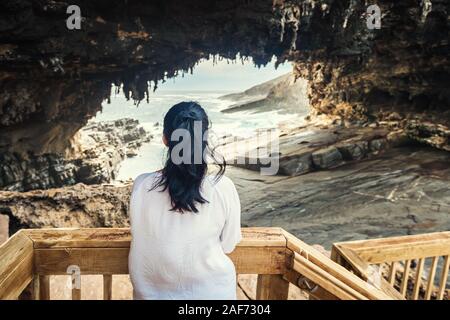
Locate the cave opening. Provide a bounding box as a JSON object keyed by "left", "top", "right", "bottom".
{"left": 86, "top": 55, "right": 309, "bottom": 182}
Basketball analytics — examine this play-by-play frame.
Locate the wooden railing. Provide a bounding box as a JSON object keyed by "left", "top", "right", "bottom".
{"left": 332, "top": 231, "right": 450, "bottom": 300}
{"left": 0, "top": 227, "right": 394, "bottom": 300}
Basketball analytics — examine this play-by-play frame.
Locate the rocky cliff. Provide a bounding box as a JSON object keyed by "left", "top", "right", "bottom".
{"left": 0, "top": 183, "right": 131, "bottom": 235}
{"left": 0, "top": 0, "right": 449, "bottom": 188}
{"left": 220, "top": 72, "right": 309, "bottom": 114}
{"left": 0, "top": 118, "right": 151, "bottom": 191}
{"left": 292, "top": 1, "right": 450, "bottom": 151}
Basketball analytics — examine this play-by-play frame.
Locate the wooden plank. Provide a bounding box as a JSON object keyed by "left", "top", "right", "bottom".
{"left": 335, "top": 231, "right": 450, "bottom": 250}
{"left": 39, "top": 275, "right": 50, "bottom": 300}
{"left": 412, "top": 258, "right": 425, "bottom": 300}
{"left": 292, "top": 253, "right": 365, "bottom": 300}
{"left": 35, "top": 248, "right": 129, "bottom": 275}
{"left": 256, "top": 274, "right": 289, "bottom": 300}
{"left": 335, "top": 232, "right": 450, "bottom": 264}
{"left": 400, "top": 260, "right": 411, "bottom": 297}
{"left": 308, "top": 286, "right": 339, "bottom": 300}
{"left": 284, "top": 231, "right": 391, "bottom": 300}
{"left": 27, "top": 227, "right": 286, "bottom": 249}
{"left": 436, "top": 255, "right": 449, "bottom": 300}
{"left": 72, "top": 287, "right": 81, "bottom": 300}
{"left": 355, "top": 240, "right": 450, "bottom": 264}
{"left": 229, "top": 247, "right": 286, "bottom": 275}
{"left": 332, "top": 246, "right": 404, "bottom": 300}
{"left": 103, "top": 275, "right": 113, "bottom": 300}
{"left": 282, "top": 268, "right": 339, "bottom": 300}
{"left": 425, "top": 256, "right": 439, "bottom": 300}
{"left": 26, "top": 228, "right": 131, "bottom": 248}
{"left": 388, "top": 262, "right": 396, "bottom": 285}
{"left": 0, "top": 230, "right": 34, "bottom": 299}
{"left": 34, "top": 246, "right": 287, "bottom": 275}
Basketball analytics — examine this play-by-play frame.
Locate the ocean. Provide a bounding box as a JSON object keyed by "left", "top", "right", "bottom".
{"left": 93, "top": 90, "right": 298, "bottom": 181}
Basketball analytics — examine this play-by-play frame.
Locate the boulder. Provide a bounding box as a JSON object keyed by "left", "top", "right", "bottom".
{"left": 0, "top": 118, "right": 151, "bottom": 191}
{"left": 337, "top": 141, "right": 369, "bottom": 161}
{"left": 279, "top": 153, "right": 314, "bottom": 176}
{"left": 312, "top": 146, "right": 344, "bottom": 169}
{"left": 369, "top": 139, "right": 387, "bottom": 154}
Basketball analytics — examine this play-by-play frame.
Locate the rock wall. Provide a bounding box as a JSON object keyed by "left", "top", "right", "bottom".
{"left": 0, "top": 183, "right": 131, "bottom": 235}
{"left": 0, "top": 118, "right": 151, "bottom": 191}
{"left": 291, "top": 1, "right": 449, "bottom": 149}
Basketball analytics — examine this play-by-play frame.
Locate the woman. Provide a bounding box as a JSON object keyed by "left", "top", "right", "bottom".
{"left": 129, "top": 101, "right": 242, "bottom": 300}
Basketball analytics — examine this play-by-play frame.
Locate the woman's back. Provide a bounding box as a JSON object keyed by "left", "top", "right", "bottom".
{"left": 129, "top": 172, "right": 241, "bottom": 300}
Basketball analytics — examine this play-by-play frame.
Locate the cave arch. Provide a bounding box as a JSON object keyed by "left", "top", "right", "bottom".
{"left": 0, "top": 0, "right": 448, "bottom": 167}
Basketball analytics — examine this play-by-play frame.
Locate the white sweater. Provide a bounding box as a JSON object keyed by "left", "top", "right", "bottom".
{"left": 128, "top": 172, "right": 242, "bottom": 300}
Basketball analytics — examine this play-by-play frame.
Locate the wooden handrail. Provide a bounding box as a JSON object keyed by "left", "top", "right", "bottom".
{"left": 28, "top": 227, "right": 287, "bottom": 275}
{"left": 334, "top": 231, "right": 450, "bottom": 263}
{"left": 1, "top": 227, "right": 397, "bottom": 300}
{"left": 332, "top": 232, "right": 450, "bottom": 300}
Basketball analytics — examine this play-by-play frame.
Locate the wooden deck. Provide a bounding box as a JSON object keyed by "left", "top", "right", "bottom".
{"left": 1, "top": 227, "right": 447, "bottom": 300}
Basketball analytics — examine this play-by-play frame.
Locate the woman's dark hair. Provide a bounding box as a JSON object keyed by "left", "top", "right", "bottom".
{"left": 152, "top": 101, "right": 226, "bottom": 213}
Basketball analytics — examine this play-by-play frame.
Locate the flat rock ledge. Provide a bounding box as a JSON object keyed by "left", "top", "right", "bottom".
{"left": 0, "top": 183, "right": 131, "bottom": 235}
{"left": 220, "top": 122, "right": 412, "bottom": 176}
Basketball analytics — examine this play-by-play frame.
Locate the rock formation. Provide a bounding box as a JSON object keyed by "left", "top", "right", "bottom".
{"left": 0, "top": 182, "right": 131, "bottom": 236}
{"left": 0, "top": 0, "right": 448, "bottom": 167}
{"left": 292, "top": 1, "right": 450, "bottom": 151}
{"left": 220, "top": 72, "right": 309, "bottom": 114}
{"left": 218, "top": 118, "right": 409, "bottom": 176}
{"left": 0, "top": 118, "right": 151, "bottom": 191}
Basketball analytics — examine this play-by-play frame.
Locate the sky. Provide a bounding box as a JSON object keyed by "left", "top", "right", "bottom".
{"left": 157, "top": 55, "right": 293, "bottom": 92}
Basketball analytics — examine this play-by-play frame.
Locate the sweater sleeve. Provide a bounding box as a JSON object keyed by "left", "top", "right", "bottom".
{"left": 220, "top": 178, "right": 242, "bottom": 254}
{"left": 129, "top": 173, "right": 151, "bottom": 227}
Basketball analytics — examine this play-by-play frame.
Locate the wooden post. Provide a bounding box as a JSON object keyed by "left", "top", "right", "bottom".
{"left": 71, "top": 274, "right": 81, "bottom": 300}
{"left": 72, "top": 288, "right": 81, "bottom": 300}
{"left": 256, "top": 274, "right": 289, "bottom": 300}
{"left": 436, "top": 255, "right": 449, "bottom": 300}
{"left": 388, "top": 262, "right": 397, "bottom": 285}
{"left": 39, "top": 275, "right": 50, "bottom": 300}
{"left": 103, "top": 274, "right": 113, "bottom": 300}
{"left": 412, "top": 258, "right": 425, "bottom": 300}
{"left": 400, "top": 260, "right": 411, "bottom": 297}
{"left": 425, "top": 256, "right": 438, "bottom": 300}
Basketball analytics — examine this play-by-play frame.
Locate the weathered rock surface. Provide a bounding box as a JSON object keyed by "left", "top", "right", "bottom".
{"left": 0, "top": 118, "right": 151, "bottom": 191}
{"left": 77, "top": 118, "right": 152, "bottom": 184}
{"left": 0, "top": 183, "right": 131, "bottom": 235}
{"left": 311, "top": 146, "right": 343, "bottom": 169}
{"left": 220, "top": 121, "right": 400, "bottom": 176}
{"left": 220, "top": 72, "right": 309, "bottom": 114}
{"left": 227, "top": 146, "right": 450, "bottom": 248}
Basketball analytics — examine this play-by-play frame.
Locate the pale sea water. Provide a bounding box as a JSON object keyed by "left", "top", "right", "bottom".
{"left": 93, "top": 90, "right": 299, "bottom": 181}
